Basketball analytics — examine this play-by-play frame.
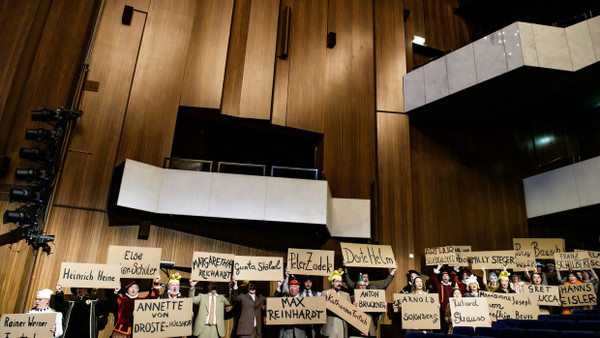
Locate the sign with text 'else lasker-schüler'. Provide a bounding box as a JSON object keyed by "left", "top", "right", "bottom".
{"left": 107, "top": 245, "right": 161, "bottom": 278}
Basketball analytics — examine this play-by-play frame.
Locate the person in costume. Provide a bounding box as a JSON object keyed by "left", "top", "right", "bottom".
{"left": 321, "top": 269, "right": 351, "bottom": 338}
{"left": 276, "top": 275, "right": 315, "bottom": 338}
{"left": 189, "top": 279, "right": 233, "bottom": 338}
{"left": 402, "top": 270, "right": 421, "bottom": 293}
{"left": 481, "top": 268, "right": 499, "bottom": 292}
{"left": 430, "top": 264, "right": 462, "bottom": 310}
{"left": 160, "top": 272, "right": 193, "bottom": 299}
{"left": 350, "top": 275, "right": 378, "bottom": 338}
{"left": 411, "top": 275, "right": 428, "bottom": 294}
{"left": 27, "top": 288, "right": 63, "bottom": 338}
{"left": 558, "top": 270, "right": 595, "bottom": 314}
{"left": 342, "top": 261, "right": 396, "bottom": 290}
{"left": 509, "top": 271, "right": 525, "bottom": 293}
{"left": 54, "top": 282, "right": 116, "bottom": 338}
{"left": 545, "top": 262, "right": 560, "bottom": 285}
{"left": 494, "top": 271, "right": 515, "bottom": 294}
{"left": 444, "top": 286, "right": 462, "bottom": 334}
{"left": 112, "top": 276, "right": 161, "bottom": 338}
{"left": 463, "top": 275, "right": 480, "bottom": 297}
{"left": 232, "top": 278, "right": 266, "bottom": 338}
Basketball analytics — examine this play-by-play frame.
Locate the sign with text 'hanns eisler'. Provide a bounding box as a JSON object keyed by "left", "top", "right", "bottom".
{"left": 107, "top": 245, "right": 161, "bottom": 278}
{"left": 133, "top": 298, "right": 193, "bottom": 338}
{"left": 0, "top": 313, "right": 56, "bottom": 338}
{"left": 287, "top": 248, "right": 334, "bottom": 276}
{"left": 265, "top": 297, "right": 327, "bottom": 325}
{"left": 233, "top": 256, "right": 284, "bottom": 281}
{"left": 560, "top": 283, "right": 597, "bottom": 308}
{"left": 340, "top": 243, "right": 396, "bottom": 268}
{"left": 59, "top": 262, "right": 121, "bottom": 288}
{"left": 191, "top": 252, "right": 234, "bottom": 282}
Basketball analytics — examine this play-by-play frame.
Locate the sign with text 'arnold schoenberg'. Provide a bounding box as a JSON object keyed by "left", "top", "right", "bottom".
{"left": 575, "top": 249, "right": 600, "bottom": 269}
{"left": 513, "top": 238, "right": 565, "bottom": 259}
{"left": 265, "top": 297, "right": 327, "bottom": 325}
{"left": 340, "top": 243, "right": 396, "bottom": 268}
{"left": 554, "top": 251, "right": 591, "bottom": 271}
{"left": 560, "top": 282, "right": 597, "bottom": 307}
{"left": 233, "top": 256, "right": 284, "bottom": 281}
{"left": 325, "top": 291, "right": 372, "bottom": 335}
{"left": 393, "top": 293, "right": 438, "bottom": 313}
{"left": 0, "top": 313, "right": 56, "bottom": 338}
{"left": 424, "top": 246, "right": 459, "bottom": 266}
{"left": 59, "top": 262, "right": 121, "bottom": 288}
{"left": 191, "top": 252, "right": 234, "bottom": 282}
{"left": 287, "top": 248, "right": 334, "bottom": 276}
{"left": 133, "top": 298, "right": 192, "bottom": 338}
{"left": 355, "top": 289, "right": 387, "bottom": 312}
{"left": 449, "top": 297, "right": 492, "bottom": 328}
{"left": 393, "top": 294, "right": 440, "bottom": 330}
{"left": 467, "top": 251, "right": 517, "bottom": 270}
{"left": 524, "top": 284, "right": 560, "bottom": 307}
{"left": 107, "top": 245, "right": 161, "bottom": 278}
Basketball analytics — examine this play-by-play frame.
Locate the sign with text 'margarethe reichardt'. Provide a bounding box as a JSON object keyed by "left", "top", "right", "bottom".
{"left": 513, "top": 238, "right": 564, "bottom": 259}
{"left": 355, "top": 289, "right": 387, "bottom": 313}
{"left": 107, "top": 245, "right": 161, "bottom": 278}
{"left": 59, "top": 262, "right": 121, "bottom": 288}
{"left": 191, "top": 252, "right": 234, "bottom": 282}
{"left": 325, "top": 291, "right": 372, "bottom": 334}
{"left": 0, "top": 313, "right": 56, "bottom": 338}
{"left": 449, "top": 297, "right": 492, "bottom": 328}
{"left": 233, "top": 255, "right": 284, "bottom": 281}
{"left": 560, "top": 283, "right": 597, "bottom": 307}
{"left": 287, "top": 248, "right": 334, "bottom": 276}
{"left": 393, "top": 293, "right": 440, "bottom": 330}
{"left": 340, "top": 243, "right": 396, "bottom": 268}
{"left": 133, "top": 298, "right": 193, "bottom": 337}
{"left": 265, "top": 297, "right": 327, "bottom": 325}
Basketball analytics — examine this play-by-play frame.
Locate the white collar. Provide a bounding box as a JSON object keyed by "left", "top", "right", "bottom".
{"left": 126, "top": 293, "right": 138, "bottom": 299}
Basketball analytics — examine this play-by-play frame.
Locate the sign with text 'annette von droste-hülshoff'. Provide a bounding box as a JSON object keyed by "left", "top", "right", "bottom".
{"left": 265, "top": 297, "right": 327, "bottom": 325}
{"left": 524, "top": 284, "right": 560, "bottom": 307}
{"left": 467, "top": 251, "right": 517, "bottom": 270}
{"left": 191, "top": 252, "right": 234, "bottom": 282}
{"left": 107, "top": 245, "right": 161, "bottom": 278}
{"left": 287, "top": 248, "right": 334, "bottom": 276}
{"left": 575, "top": 249, "right": 600, "bottom": 268}
{"left": 59, "top": 262, "right": 121, "bottom": 288}
{"left": 554, "top": 251, "right": 591, "bottom": 271}
{"left": 355, "top": 289, "right": 387, "bottom": 313}
{"left": 133, "top": 298, "right": 192, "bottom": 338}
{"left": 393, "top": 294, "right": 440, "bottom": 330}
{"left": 479, "top": 291, "right": 514, "bottom": 321}
{"left": 513, "top": 238, "right": 565, "bottom": 259}
{"left": 560, "top": 282, "right": 597, "bottom": 307}
{"left": 325, "top": 291, "right": 372, "bottom": 335}
{"left": 233, "top": 256, "right": 284, "bottom": 281}
{"left": 340, "top": 243, "right": 396, "bottom": 268}
{"left": 449, "top": 297, "right": 492, "bottom": 328}
{"left": 0, "top": 313, "right": 56, "bottom": 338}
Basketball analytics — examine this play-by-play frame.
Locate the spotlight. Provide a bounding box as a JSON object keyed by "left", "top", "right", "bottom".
{"left": 19, "top": 147, "right": 51, "bottom": 162}
{"left": 8, "top": 187, "right": 45, "bottom": 204}
{"left": 23, "top": 226, "right": 54, "bottom": 254}
{"left": 3, "top": 208, "right": 38, "bottom": 226}
{"left": 25, "top": 128, "right": 58, "bottom": 142}
{"left": 15, "top": 168, "right": 50, "bottom": 182}
{"left": 31, "top": 109, "right": 62, "bottom": 122}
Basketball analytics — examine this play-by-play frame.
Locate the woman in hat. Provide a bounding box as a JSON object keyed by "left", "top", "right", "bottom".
{"left": 481, "top": 268, "right": 499, "bottom": 292}
{"left": 27, "top": 288, "right": 63, "bottom": 337}
{"left": 463, "top": 275, "right": 480, "bottom": 297}
{"left": 494, "top": 271, "right": 515, "bottom": 294}
{"left": 112, "top": 276, "right": 161, "bottom": 338}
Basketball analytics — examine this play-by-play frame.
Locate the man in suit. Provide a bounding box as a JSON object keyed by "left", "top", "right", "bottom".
{"left": 189, "top": 279, "right": 233, "bottom": 338}
{"left": 321, "top": 270, "right": 351, "bottom": 338}
{"left": 232, "top": 279, "right": 266, "bottom": 338}
{"left": 276, "top": 275, "right": 315, "bottom": 338}
{"left": 300, "top": 276, "right": 321, "bottom": 297}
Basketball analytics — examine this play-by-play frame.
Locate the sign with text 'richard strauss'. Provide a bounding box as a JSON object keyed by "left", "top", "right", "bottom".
{"left": 340, "top": 243, "right": 396, "bottom": 268}
{"left": 449, "top": 297, "right": 491, "bottom": 328}
{"left": 233, "top": 256, "right": 284, "bottom": 281}
{"left": 133, "top": 298, "right": 192, "bottom": 338}
{"left": 59, "top": 262, "right": 121, "bottom": 288}
{"left": 0, "top": 313, "right": 56, "bottom": 338}
{"left": 265, "top": 297, "right": 326, "bottom": 325}
{"left": 191, "top": 252, "right": 234, "bottom": 282}
{"left": 107, "top": 245, "right": 161, "bottom": 278}
{"left": 287, "top": 248, "right": 334, "bottom": 276}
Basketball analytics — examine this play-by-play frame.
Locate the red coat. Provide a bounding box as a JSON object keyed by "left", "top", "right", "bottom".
{"left": 430, "top": 270, "right": 464, "bottom": 310}
{"left": 113, "top": 288, "right": 159, "bottom": 336}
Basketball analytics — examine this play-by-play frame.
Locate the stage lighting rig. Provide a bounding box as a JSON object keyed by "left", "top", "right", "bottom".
{"left": 14, "top": 168, "right": 51, "bottom": 183}
{"left": 3, "top": 206, "right": 40, "bottom": 226}
{"left": 23, "top": 226, "right": 54, "bottom": 254}
{"left": 8, "top": 187, "right": 46, "bottom": 204}
{"left": 19, "top": 147, "right": 52, "bottom": 163}
{"left": 25, "top": 128, "right": 59, "bottom": 143}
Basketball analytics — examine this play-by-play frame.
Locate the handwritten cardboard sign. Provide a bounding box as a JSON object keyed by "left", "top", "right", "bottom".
{"left": 287, "top": 248, "right": 334, "bottom": 276}
{"left": 325, "top": 291, "right": 372, "bottom": 334}
{"left": 467, "top": 251, "right": 517, "bottom": 270}
{"left": 554, "top": 252, "right": 591, "bottom": 271}
{"left": 59, "top": 262, "right": 121, "bottom": 288}
{"left": 107, "top": 245, "right": 161, "bottom": 278}
{"left": 515, "top": 250, "right": 536, "bottom": 271}
{"left": 425, "top": 246, "right": 459, "bottom": 266}
{"left": 340, "top": 243, "right": 396, "bottom": 268}
{"left": 575, "top": 249, "right": 600, "bottom": 269}
{"left": 560, "top": 283, "right": 597, "bottom": 307}
{"left": 355, "top": 289, "right": 387, "bottom": 313}
{"left": 449, "top": 297, "right": 491, "bottom": 328}
{"left": 233, "top": 256, "right": 283, "bottom": 281}
{"left": 191, "top": 252, "right": 234, "bottom": 282}
{"left": 524, "top": 284, "right": 560, "bottom": 307}
{"left": 513, "top": 238, "right": 564, "bottom": 259}
{"left": 133, "top": 298, "right": 193, "bottom": 337}
{"left": 0, "top": 313, "right": 56, "bottom": 338}
{"left": 455, "top": 246, "right": 472, "bottom": 267}
{"left": 512, "top": 294, "right": 538, "bottom": 320}
{"left": 265, "top": 297, "right": 327, "bottom": 325}
{"left": 393, "top": 293, "right": 438, "bottom": 313}
{"left": 479, "top": 291, "right": 514, "bottom": 321}
{"left": 400, "top": 299, "right": 440, "bottom": 330}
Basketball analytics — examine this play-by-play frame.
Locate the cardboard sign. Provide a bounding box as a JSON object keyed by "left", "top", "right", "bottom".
{"left": 233, "top": 256, "right": 284, "bottom": 281}
{"left": 456, "top": 246, "right": 472, "bottom": 267}
{"left": 425, "top": 246, "right": 459, "bottom": 266}
{"left": 107, "top": 245, "right": 161, "bottom": 278}
{"left": 355, "top": 289, "right": 387, "bottom": 313}
{"left": 575, "top": 249, "right": 600, "bottom": 269}
{"left": 400, "top": 300, "right": 440, "bottom": 330}
{"left": 560, "top": 283, "right": 597, "bottom": 307}
{"left": 449, "top": 297, "right": 492, "bottom": 328}
{"left": 515, "top": 250, "right": 536, "bottom": 271}
{"left": 467, "top": 251, "right": 517, "bottom": 270}
{"left": 340, "top": 243, "right": 396, "bottom": 268}
{"left": 59, "top": 262, "right": 120, "bottom": 288}
{"left": 265, "top": 297, "right": 327, "bottom": 325}
{"left": 133, "top": 298, "right": 193, "bottom": 337}
{"left": 524, "top": 284, "right": 560, "bottom": 307}
{"left": 324, "top": 291, "right": 372, "bottom": 334}
{"left": 554, "top": 252, "right": 591, "bottom": 271}
{"left": 513, "top": 238, "right": 565, "bottom": 259}
{"left": 512, "top": 294, "right": 538, "bottom": 320}
{"left": 287, "top": 248, "right": 334, "bottom": 276}
{"left": 479, "top": 291, "right": 514, "bottom": 321}
{"left": 393, "top": 293, "right": 438, "bottom": 312}
{"left": 0, "top": 313, "right": 56, "bottom": 338}
{"left": 191, "top": 252, "right": 234, "bottom": 282}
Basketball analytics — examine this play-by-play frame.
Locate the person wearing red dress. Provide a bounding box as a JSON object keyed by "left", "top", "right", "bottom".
{"left": 112, "top": 276, "right": 161, "bottom": 338}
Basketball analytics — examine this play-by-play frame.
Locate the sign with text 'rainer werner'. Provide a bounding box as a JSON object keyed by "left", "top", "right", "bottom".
{"left": 0, "top": 313, "right": 56, "bottom": 338}
{"left": 340, "top": 243, "right": 396, "bottom": 268}
{"left": 287, "top": 248, "right": 334, "bottom": 276}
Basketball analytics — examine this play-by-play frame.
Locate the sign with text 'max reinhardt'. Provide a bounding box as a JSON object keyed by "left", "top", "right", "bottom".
{"left": 575, "top": 249, "right": 600, "bottom": 268}
{"left": 0, "top": 313, "right": 56, "bottom": 338}
{"left": 59, "top": 262, "right": 121, "bottom": 288}
{"left": 107, "top": 245, "right": 161, "bottom": 278}
{"left": 393, "top": 293, "right": 440, "bottom": 330}
{"left": 325, "top": 291, "right": 372, "bottom": 335}
{"left": 467, "top": 251, "right": 517, "bottom": 270}
{"left": 479, "top": 291, "right": 514, "bottom": 321}
{"left": 265, "top": 297, "right": 327, "bottom": 325}
{"left": 449, "top": 297, "right": 491, "bottom": 328}
{"left": 554, "top": 251, "right": 591, "bottom": 271}
{"left": 133, "top": 298, "right": 192, "bottom": 338}
{"left": 191, "top": 252, "right": 234, "bottom": 282}
{"left": 234, "top": 256, "right": 284, "bottom": 281}
{"left": 340, "top": 243, "right": 396, "bottom": 268}
{"left": 560, "top": 282, "right": 597, "bottom": 307}
{"left": 287, "top": 248, "right": 334, "bottom": 276}
{"left": 355, "top": 289, "right": 387, "bottom": 312}
{"left": 524, "top": 284, "right": 561, "bottom": 307}
{"left": 513, "top": 238, "right": 565, "bottom": 259}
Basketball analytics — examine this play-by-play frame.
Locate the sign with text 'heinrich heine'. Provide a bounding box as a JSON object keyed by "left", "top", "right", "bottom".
{"left": 340, "top": 243, "right": 396, "bottom": 268}
{"left": 233, "top": 256, "right": 284, "bottom": 281}
{"left": 287, "top": 248, "right": 334, "bottom": 276}
{"left": 265, "top": 297, "right": 327, "bottom": 325}
{"left": 0, "top": 313, "right": 56, "bottom": 338}
{"left": 191, "top": 252, "right": 234, "bottom": 282}
{"left": 59, "top": 262, "right": 121, "bottom": 288}
{"left": 133, "top": 298, "right": 192, "bottom": 337}
{"left": 107, "top": 245, "right": 161, "bottom": 278}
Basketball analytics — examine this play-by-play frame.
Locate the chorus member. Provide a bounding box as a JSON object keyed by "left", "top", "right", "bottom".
{"left": 430, "top": 264, "right": 462, "bottom": 310}
{"left": 402, "top": 270, "right": 421, "bottom": 293}
{"left": 481, "top": 268, "right": 499, "bottom": 292}
{"left": 112, "top": 276, "right": 160, "bottom": 337}
{"left": 558, "top": 270, "right": 595, "bottom": 314}
{"left": 27, "top": 288, "right": 63, "bottom": 338}
{"left": 411, "top": 275, "right": 427, "bottom": 294}
{"left": 494, "top": 271, "right": 515, "bottom": 294}
{"left": 342, "top": 261, "right": 396, "bottom": 290}
{"left": 189, "top": 279, "right": 233, "bottom": 338}
{"left": 160, "top": 273, "right": 193, "bottom": 299}
{"left": 444, "top": 286, "right": 462, "bottom": 334}
{"left": 545, "top": 262, "right": 560, "bottom": 285}
{"left": 277, "top": 276, "right": 314, "bottom": 338}
{"left": 321, "top": 269, "right": 351, "bottom": 338}
{"left": 581, "top": 269, "right": 599, "bottom": 294}
{"left": 509, "top": 272, "right": 525, "bottom": 293}
{"left": 463, "top": 275, "right": 480, "bottom": 297}
{"left": 232, "top": 279, "right": 266, "bottom": 338}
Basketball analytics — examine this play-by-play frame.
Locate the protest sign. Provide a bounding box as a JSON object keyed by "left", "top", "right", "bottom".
{"left": 467, "top": 251, "right": 517, "bottom": 270}
{"left": 59, "top": 262, "right": 120, "bottom": 288}
{"left": 401, "top": 300, "right": 440, "bottom": 330}
{"left": 393, "top": 293, "right": 438, "bottom": 312}
{"left": 524, "top": 284, "right": 560, "bottom": 307}
{"left": 191, "top": 252, "right": 234, "bottom": 282}
{"left": 513, "top": 238, "right": 564, "bottom": 259}
{"left": 107, "top": 245, "right": 161, "bottom": 278}
{"left": 425, "top": 246, "right": 459, "bottom": 266}
{"left": 133, "top": 298, "right": 193, "bottom": 337}
{"left": 340, "top": 243, "right": 396, "bottom": 268}
{"left": 265, "top": 297, "right": 327, "bottom": 325}
{"left": 449, "top": 297, "right": 492, "bottom": 328}
{"left": 479, "top": 291, "right": 514, "bottom": 321}
{"left": 355, "top": 289, "right": 387, "bottom": 312}
{"left": 515, "top": 250, "right": 537, "bottom": 271}
{"left": 511, "top": 294, "right": 538, "bottom": 320}
{"left": 456, "top": 246, "right": 472, "bottom": 267}
{"left": 554, "top": 252, "right": 591, "bottom": 271}
{"left": 0, "top": 313, "right": 56, "bottom": 338}
{"left": 233, "top": 256, "right": 283, "bottom": 281}
{"left": 287, "top": 248, "right": 334, "bottom": 276}
{"left": 575, "top": 249, "right": 600, "bottom": 269}
{"left": 325, "top": 291, "right": 372, "bottom": 334}
{"left": 560, "top": 283, "right": 597, "bottom": 307}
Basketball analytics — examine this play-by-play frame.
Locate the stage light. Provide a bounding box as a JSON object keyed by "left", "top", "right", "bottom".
{"left": 19, "top": 147, "right": 51, "bottom": 162}
{"left": 14, "top": 168, "right": 50, "bottom": 182}
{"left": 31, "top": 108, "right": 62, "bottom": 122}
{"left": 25, "top": 128, "right": 58, "bottom": 142}
{"left": 8, "top": 187, "right": 45, "bottom": 204}
{"left": 3, "top": 208, "right": 38, "bottom": 226}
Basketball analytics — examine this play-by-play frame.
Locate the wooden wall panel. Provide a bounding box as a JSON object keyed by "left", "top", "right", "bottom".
{"left": 323, "top": 0, "right": 376, "bottom": 198}
{"left": 54, "top": 0, "right": 146, "bottom": 210}
{"left": 374, "top": 0, "right": 407, "bottom": 113}
{"left": 422, "top": 0, "right": 470, "bottom": 53}
{"left": 179, "top": 0, "right": 234, "bottom": 109}
{"left": 116, "top": 0, "right": 196, "bottom": 167}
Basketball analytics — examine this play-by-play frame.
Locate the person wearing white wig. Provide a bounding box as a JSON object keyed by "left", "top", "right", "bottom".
{"left": 463, "top": 275, "right": 480, "bottom": 297}
{"left": 27, "top": 288, "right": 63, "bottom": 337}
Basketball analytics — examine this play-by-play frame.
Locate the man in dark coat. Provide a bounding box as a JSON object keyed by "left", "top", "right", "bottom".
{"left": 232, "top": 279, "right": 266, "bottom": 338}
